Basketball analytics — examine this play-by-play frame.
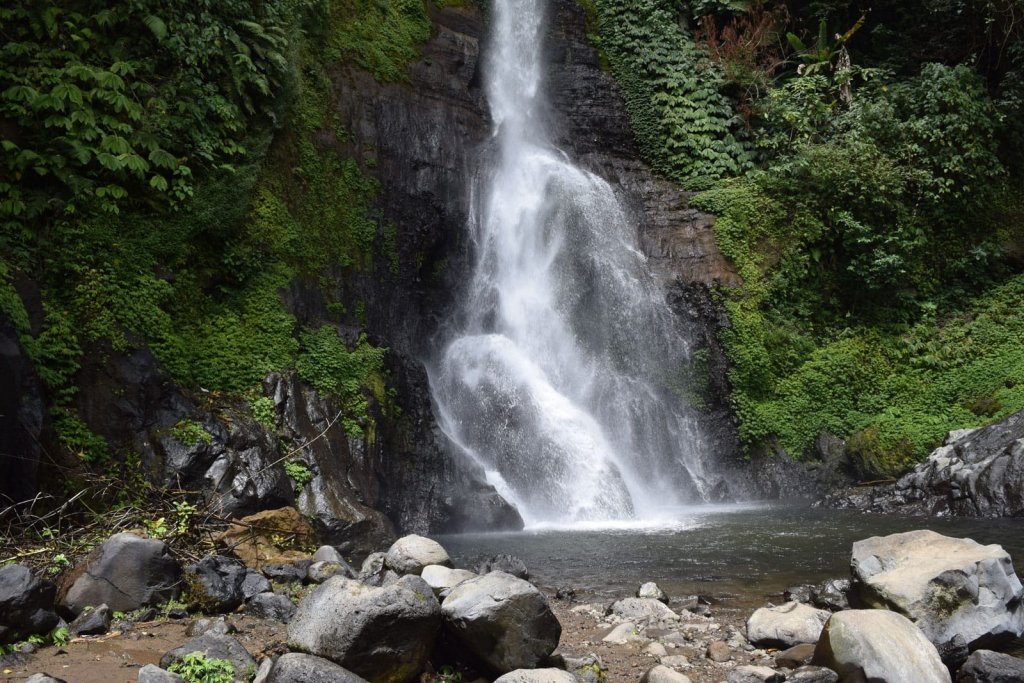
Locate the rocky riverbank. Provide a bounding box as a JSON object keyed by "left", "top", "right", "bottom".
{"left": 3, "top": 520, "right": 1024, "bottom": 683}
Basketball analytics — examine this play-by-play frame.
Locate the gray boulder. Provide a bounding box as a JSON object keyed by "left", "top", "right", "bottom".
{"left": 159, "top": 633, "right": 256, "bottom": 681}
{"left": 62, "top": 533, "right": 180, "bottom": 615}
{"left": 312, "top": 546, "right": 345, "bottom": 564}
{"left": 492, "top": 670, "right": 576, "bottom": 683}
{"left": 247, "top": 592, "right": 296, "bottom": 622}
{"left": 746, "top": 601, "right": 830, "bottom": 647}
{"left": 957, "top": 649, "right": 1024, "bottom": 683}
{"left": 384, "top": 535, "right": 451, "bottom": 575}
{"left": 640, "top": 666, "right": 692, "bottom": 683}
{"left": 608, "top": 597, "right": 677, "bottom": 624}
{"left": 24, "top": 676, "right": 67, "bottom": 683}
{"left": 811, "top": 579, "right": 851, "bottom": 611}
{"left": 266, "top": 653, "right": 370, "bottom": 683}
{"left": 358, "top": 552, "right": 385, "bottom": 579}
{"left": 262, "top": 563, "right": 305, "bottom": 583}
{"left": 852, "top": 530, "right": 1024, "bottom": 649}
{"left": 242, "top": 570, "right": 272, "bottom": 599}
{"left": 637, "top": 582, "right": 669, "bottom": 604}
{"left": 787, "top": 667, "right": 838, "bottom": 683}
{"left": 184, "top": 555, "right": 247, "bottom": 613}
{"left": 441, "top": 571, "right": 561, "bottom": 674}
{"left": 69, "top": 603, "right": 111, "bottom": 636}
{"left": 0, "top": 564, "right": 59, "bottom": 644}
{"left": 420, "top": 565, "right": 477, "bottom": 595}
{"left": 812, "top": 609, "right": 951, "bottom": 683}
{"left": 288, "top": 575, "right": 440, "bottom": 682}
{"left": 137, "top": 664, "right": 186, "bottom": 682}
{"left": 307, "top": 561, "right": 354, "bottom": 584}
{"left": 478, "top": 554, "right": 529, "bottom": 580}
{"left": 727, "top": 667, "right": 785, "bottom": 683}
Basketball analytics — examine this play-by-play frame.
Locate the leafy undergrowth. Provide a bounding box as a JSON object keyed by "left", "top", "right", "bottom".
{"left": 0, "top": 0, "right": 432, "bottom": 474}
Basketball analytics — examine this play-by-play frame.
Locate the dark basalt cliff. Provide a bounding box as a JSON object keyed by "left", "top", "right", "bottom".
{"left": 1, "top": 1, "right": 811, "bottom": 543}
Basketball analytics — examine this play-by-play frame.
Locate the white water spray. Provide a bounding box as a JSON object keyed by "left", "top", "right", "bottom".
{"left": 430, "top": 0, "right": 711, "bottom": 526}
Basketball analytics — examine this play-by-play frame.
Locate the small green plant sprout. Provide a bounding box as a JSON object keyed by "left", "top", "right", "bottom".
{"left": 170, "top": 419, "right": 214, "bottom": 448}
{"left": 144, "top": 516, "right": 170, "bottom": 538}
{"left": 284, "top": 461, "right": 314, "bottom": 493}
{"left": 172, "top": 500, "right": 197, "bottom": 536}
{"left": 49, "top": 626, "right": 70, "bottom": 647}
{"left": 46, "top": 553, "right": 70, "bottom": 576}
{"left": 168, "top": 651, "right": 235, "bottom": 683}
{"left": 249, "top": 395, "right": 276, "bottom": 429}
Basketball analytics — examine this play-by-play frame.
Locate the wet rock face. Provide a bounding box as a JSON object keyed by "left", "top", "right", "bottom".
{"left": 0, "top": 319, "right": 44, "bottom": 506}
{"left": 823, "top": 409, "right": 1024, "bottom": 517}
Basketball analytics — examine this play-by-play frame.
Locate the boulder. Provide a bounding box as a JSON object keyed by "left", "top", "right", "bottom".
{"left": 608, "top": 597, "right": 677, "bottom": 624}
{"left": 242, "top": 571, "right": 272, "bottom": 599}
{"left": 420, "top": 565, "right": 476, "bottom": 595}
{"left": 187, "top": 617, "right": 236, "bottom": 637}
{"left": 288, "top": 575, "right": 440, "bottom": 682}
{"left": 812, "top": 609, "right": 951, "bottom": 683}
{"left": 727, "top": 666, "right": 785, "bottom": 683}
{"left": 784, "top": 585, "right": 814, "bottom": 604}
{"left": 61, "top": 533, "right": 180, "bottom": 615}
{"left": 308, "top": 562, "right": 354, "bottom": 584}
{"left": 707, "top": 640, "right": 732, "bottom": 662}
{"left": 601, "top": 621, "right": 638, "bottom": 644}
{"left": 660, "top": 655, "right": 690, "bottom": 670}
{"left": 851, "top": 530, "right": 1024, "bottom": 649}
{"left": 492, "top": 670, "right": 577, "bottom": 683}
{"left": 775, "top": 643, "right": 816, "bottom": 669}
{"left": 212, "top": 507, "right": 316, "bottom": 566}
{"left": 247, "top": 592, "right": 296, "bottom": 622}
{"left": 637, "top": 582, "right": 669, "bottom": 604}
{"left": 357, "top": 552, "right": 386, "bottom": 584}
{"left": 24, "top": 676, "right": 66, "bottom": 683}
{"left": 69, "top": 603, "right": 111, "bottom": 636}
{"left": 441, "top": 571, "right": 561, "bottom": 674}
{"left": 640, "top": 664, "right": 692, "bottom": 683}
{"left": 184, "top": 555, "right": 247, "bottom": 613}
{"left": 957, "top": 649, "right": 1024, "bottom": 683}
{"left": 312, "top": 546, "right": 346, "bottom": 565}
{"left": 253, "top": 659, "right": 273, "bottom": 683}
{"left": 137, "top": 664, "right": 186, "bottom": 683}
{"left": 787, "top": 666, "right": 838, "bottom": 683}
{"left": 746, "top": 601, "right": 830, "bottom": 647}
{"left": 159, "top": 633, "right": 256, "bottom": 681}
{"left": 478, "top": 554, "right": 529, "bottom": 580}
{"left": 811, "top": 579, "right": 851, "bottom": 611}
{"left": 262, "top": 563, "right": 305, "bottom": 583}
{"left": 562, "top": 653, "right": 607, "bottom": 683}
{"left": 384, "top": 535, "right": 451, "bottom": 575}
{"left": 265, "top": 653, "right": 370, "bottom": 683}
{"left": 0, "top": 564, "right": 59, "bottom": 644}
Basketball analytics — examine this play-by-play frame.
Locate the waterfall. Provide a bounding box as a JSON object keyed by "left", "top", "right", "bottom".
{"left": 429, "top": 0, "right": 711, "bottom": 526}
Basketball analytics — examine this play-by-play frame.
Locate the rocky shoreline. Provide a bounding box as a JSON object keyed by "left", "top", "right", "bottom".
{"left": 3, "top": 521, "right": 1024, "bottom": 683}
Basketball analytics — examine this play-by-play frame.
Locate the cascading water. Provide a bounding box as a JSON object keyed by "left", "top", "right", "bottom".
{"left": 430, "top": 0, "right": 712, "bottom": 526}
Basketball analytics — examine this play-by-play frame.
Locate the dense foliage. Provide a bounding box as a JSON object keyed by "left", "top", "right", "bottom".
{"left": 0, "top": 0, "right": 430, "bottom": 472}
{"left": 594, "top": 0, "right": 1024, "bottom": 475}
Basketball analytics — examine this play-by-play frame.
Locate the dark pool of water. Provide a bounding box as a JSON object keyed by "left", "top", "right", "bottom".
{"left": 436, "top": 503, "right": 1024, "bottom": 609}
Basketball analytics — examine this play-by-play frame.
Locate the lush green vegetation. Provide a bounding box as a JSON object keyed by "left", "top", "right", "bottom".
{"left": 0, "top": 0, "right": 431, "bottom": 472}
{"left": 592, "top": 0, "right": 1024, "bottom": 476}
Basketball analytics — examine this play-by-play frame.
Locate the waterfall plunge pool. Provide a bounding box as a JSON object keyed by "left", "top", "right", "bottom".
{"left": 436, "top": 503, "right": 1024, "bottom": 610}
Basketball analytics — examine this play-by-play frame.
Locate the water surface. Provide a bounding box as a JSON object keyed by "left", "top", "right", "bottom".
{"left": 438, "top": 504, "right": 1024, "bottom": 609}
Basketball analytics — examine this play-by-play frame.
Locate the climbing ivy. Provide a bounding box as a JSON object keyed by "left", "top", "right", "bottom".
{"left": 589, "top": 0, "right": 752, "bottom": 185}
